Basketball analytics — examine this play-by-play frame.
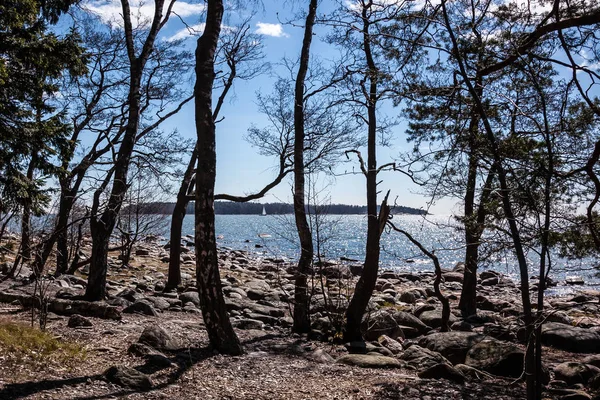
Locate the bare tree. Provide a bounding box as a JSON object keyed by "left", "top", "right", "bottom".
{"left": 83, "top": 0, "right": 188, "bottom": 301}
{"left": 166, "top": 20, "right": 269, "bottom": 290}
{"left": 193, "top": 0, "right": 243, "bottom": 355}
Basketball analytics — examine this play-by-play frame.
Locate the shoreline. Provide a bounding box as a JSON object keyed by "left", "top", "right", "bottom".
{"left": 1, "top": 236, "right": 600, "bottom": 398}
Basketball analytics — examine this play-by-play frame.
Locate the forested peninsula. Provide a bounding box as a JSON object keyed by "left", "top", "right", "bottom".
{"left": 130, "top": 202, "right": 428, "bottom": 215}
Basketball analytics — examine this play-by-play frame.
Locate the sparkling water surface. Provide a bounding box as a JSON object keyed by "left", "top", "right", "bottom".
{"left": 176, "top": 214, "right": 599, "bottom": 295}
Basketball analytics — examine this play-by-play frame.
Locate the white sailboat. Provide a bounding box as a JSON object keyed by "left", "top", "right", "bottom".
{"left": 261, "top": 206, "right": 267, "bottom": 216}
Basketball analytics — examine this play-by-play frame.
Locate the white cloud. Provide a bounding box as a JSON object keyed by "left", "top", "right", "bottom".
{"left": 255, "top": 22, "right": 288, "bottom": 38}
{"left": 84, "top": 0, "right": 205, "bottom": 27}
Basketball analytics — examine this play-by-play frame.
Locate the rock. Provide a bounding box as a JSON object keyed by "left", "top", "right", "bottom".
{"left": 465, "top": 339, "right": 525, "bottom": 378}
{"left": 116, "top": 288, "right": 143, "bottom": 303}
{"left": 480, "top": 276, "right": 499, "bottom": 286}
{"left": 123, "top": 300, "right": 158, "bottom": 317}
{"left": 67, "top": 314, "right": 93, "bottom": 328}
{"left": 378, "top": 335, "right": 403, "bottom": 354}
{"left": 107, "top": 297, "right": 132, "bottom": 308}
{"left": 566, "top": 276, "right": 585, "bottom": 285}
{"left": 349, "top": 265, "right": 363, "bottom": 276}
{"left": 138, "top": 325, "right": 181, "bottom": 351}
{"left": 451, "top": 321, "right": 473, "bottom": 332}
{"left": 362, "top": 310, "right": 404, "bottom": 341}
{"left": 180, "top": 291, "right": 201, "bottom": 307}
{"left": 556, "top": 390, "right": 592, "bottom": 400}
{"left": 246, "top": 288, "right": 266, "bottom": 301}
{"left": 154, "top": 281, "right": 165, "bottom": 292}
{"left": 541, "top": 323, "right": 600, "bottom": 353}
{"left": 582, "top": 355, "right": 600, "bottom": 368}
{"left": 418, "top": 362, "right": 465, "bottom": 384}
{"left": 480, "top": 270, "right": 500, "bottom": 281}
{"left": 246, "top": 303, "right": 284, "bottom": 318}
{"left": 128, "top": 342, "right": 157, "bottom": 357}
{"left": 417, "top": 309, "right": 457, "bottom": 329}
{"left": 482, "top": 323, "right": 517, "bottom": 342}
{"left": 554, "top": 362, "right": 600, "bottom": 386}
{"left": 336, "top": 354, "right": 402, "bottom": 369}
{"left": 418, "top": 332, "right": 485, "bottom": 364}
{"left": 306, "top": 349, "right": 334, "bottom": 364}
{"left": 104, "top": 366, "right": 152, "bottom": 391}
{"left": 390, "top": 311, "right": 430, "bottom": 338}
{"left": 135, "top": 248, "right": 150, "bottom": 256}
{"left": 453, "top": 263, "right": 465, "bottom": 273}
{"left": 399, "top": 290, "right": 417, "bottom": 304}
{"left": 399, "top": 344, "right": 450, "bottom": 370}
{"left": 443, "top": 272, "right": 464, "bottom": 283}
{"left": 245, "top": 279, "right": 270, "bottom": 291}
{"left": 233, "top": 318, "right": 264, "bottom": 330}
{"left": 145, "top": 296, "right": 170, "bottom": 311}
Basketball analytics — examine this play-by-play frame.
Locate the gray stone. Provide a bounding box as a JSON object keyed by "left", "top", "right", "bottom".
{"left": 554, "top": 362, "right": 600, "bottom": 386}
{"left": 465, "top": 339, "right": 525, "bottom": 378}
{"left": 104, "top": 366, "right": 152, "bottom": 391}
{"left": 179, "top": 291, "right": 200, "bottom": 307}
{"left": 390, "top": 310, "right": 430, "bottom": 338}
{"left": 378, "top": 335, "right": 403, "bottom": 355}
{"left": 233, "top": 318, "right": 264, "bottom": 330}
{"left": 246, "top": 288, "right": 266, "bottom": 301}
{"left": 306, "top": 348, "right": 334, "bottom": 364}
{"left": 399, "top": 344, "right": 450, "bottom": 370}
{"left": 542, "top": 323, "right": 600, "bottom": 353}
{"left": 399, "top": 290, "right": 417, "bottom": 304}
{"left": 146, "top": 296, "right": 170, "bottom": 311}
{"left": 138, "top": 325, "right": 181, "bottom": 351}
{"left": 336, "top": 354, "right": 402, "bottom": 368}
{"left": 418, "top": 332, "right": 485, "bottom": 364}
{"left": 443, "top": 272, "right": 464, "bottom": 283}
{"left": 362, "top": 310, "right": 404, "bottom": 341}
{"left": 418, "top": 362, "right": 465, "bottom": 384}
{"left": 67, "top": 314, "right": 93, "bottom": 328}
{"left": 418, "top": 309, "right": 457, "bottom": 329}
{"left": 123, "top": 300, "right": 158, "bottom": 317}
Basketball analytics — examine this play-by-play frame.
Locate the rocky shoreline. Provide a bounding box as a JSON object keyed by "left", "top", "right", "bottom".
{"left": 1, "top": 236, "right": 600, "bottom": 399}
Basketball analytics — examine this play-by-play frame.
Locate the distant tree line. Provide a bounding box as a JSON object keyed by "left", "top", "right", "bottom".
{"left": 123, "top": 201, "right": 427, "bottom": 216}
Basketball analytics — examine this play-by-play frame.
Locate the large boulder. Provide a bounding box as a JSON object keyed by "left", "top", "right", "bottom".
{"left": 378, "top": 335, "right": 403, "bottom": 355}
{"left": 138, "top": 325, "right": 181, "bottom": 351}
{"left": 465, "top": 339, "right": 524, "bottom": 378}
{"left": 418, "top": 332, "right": 485, "bottom": 364}
{"left": 123, "top": 300, "right": 158, "bottom": 317}
{"left": 390, "top": 311, "right": 430, "bottom": 338}
{"left": 418, "top": 309, "right": 457, "bottom": 329}
{"left": 554, "top": 362, "right": 600, "bottom": 386}
{"left": 362, "top": 310, "right": 404, "bottom": 341}
{"left": 399, "top": 344, "right": 451, "bottom": 370}
{"left": 104, "top": 366, "right": 152, "bottom": 391}
{"left": 336, "top": 354, "right": 402, "bottom": 369}
{"left": 541, "top": 323, "right": 600, "bottom": 353}
{"left": 180, "top": 291, "right": 201, "bottom": 307}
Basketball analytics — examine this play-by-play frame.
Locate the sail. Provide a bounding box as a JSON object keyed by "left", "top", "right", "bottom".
{"left": 262, "top": 206, "right": 267, "bottom": 216}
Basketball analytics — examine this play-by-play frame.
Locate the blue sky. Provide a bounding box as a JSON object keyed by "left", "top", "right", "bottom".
{"left": 80, "top": 0, "right": 459, "bottom": 214}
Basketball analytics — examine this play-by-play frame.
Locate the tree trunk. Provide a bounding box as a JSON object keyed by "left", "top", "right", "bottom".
{"left": 33, "top": 182, "right": 75, "bottom": 276}
{"left": 166, "top": 147, "right": 197, "bottom": 291}
{"left": 85, "top": 222, "right": 109, "bottom": 300}
{"left": 84, "top": 74, "right": 140, "bottom": 300}
{"left": 194, "top": 0, "right": 242, "bottom": 355}
{"left": 344, "top": 5, "right": 381, "bottom": 342}
{"left": 292, "top": 0, "right": 318, "bottom": 334}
